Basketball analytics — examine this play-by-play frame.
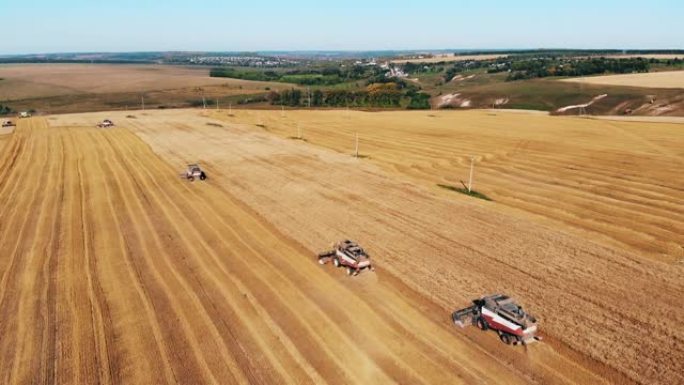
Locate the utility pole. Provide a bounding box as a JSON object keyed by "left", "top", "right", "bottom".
{"left": 141, "top": 96, "right": 145, "bottom": 111}
{"left": 216, "top": 99, "right": 219, "bottom": 110}
{"left": 308, "top": 87, "right": 311, "bottom": 108}
{"left": 281, "top": 105, "right": 285, "bottom": 118}
{"left": 355, "top": 132, "right": 359, "bottom": 158}
{"left": 468, "top": 156, "right": 475, "bottom": 193}
{"left": 202, "top": 96, "right": 206, "bottom": 109}
{"left": 297, "top": 123, "right": 302, "bottom": 139}
{"left": 229, "top": 102, "right": 232, "bottom": 115}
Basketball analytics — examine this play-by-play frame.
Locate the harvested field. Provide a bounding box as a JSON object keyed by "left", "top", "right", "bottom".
{"left": 118, "top": 109, "right": 680, "bottom": 385}
{"left": 1, "top": 115, "right": 608, "bottom": 385}
{"left": 0, "top": 64, "right": 283, "bottom": 101}
{"left": 391, "top": 54, "right": 505, "bottom": 64}
{"left": 53, "top": 108, "right": 681, "bottom": 384}
{"left": 561, "top": 70, "right": 684, "bottom": 89}
{"left": 3, "top": 109, "right": 682, "bottom": 385}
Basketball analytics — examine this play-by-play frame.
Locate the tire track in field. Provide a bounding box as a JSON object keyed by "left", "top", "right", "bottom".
{"left": 97, "top": 130, "right": 253, "bottom": 385}
{"left": 111, "top": 129, "right": 438, "bottom": 384}
{"left": 1, "top": 119, "right": 61, "bottom": 384}
{"left": 0, "top": 120, "right": 53, "bottom": 383}
{"left": 70, "top": 128, "right": 118, "bottom": 384}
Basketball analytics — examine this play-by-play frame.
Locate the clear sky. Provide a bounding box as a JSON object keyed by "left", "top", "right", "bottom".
{"left": 1, "top": 0, "right": 682, "bottom": 54}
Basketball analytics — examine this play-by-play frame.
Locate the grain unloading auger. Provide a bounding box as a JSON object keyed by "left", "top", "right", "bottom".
{"left": 452, "top": 294, "right": 541, "bottom": 345}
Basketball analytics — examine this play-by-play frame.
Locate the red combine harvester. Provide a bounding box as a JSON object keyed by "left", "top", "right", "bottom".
{"left": 452, "top": 294, "right": 541, "bottom": 345}
{"left": 317, "top": 240, "right": 374, "bottom": 276}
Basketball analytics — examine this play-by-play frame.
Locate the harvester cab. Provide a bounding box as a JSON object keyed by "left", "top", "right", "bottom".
{"left": 318, "top": 240, "right": 374, "bottom": 276}
{"left": 452, "top": 294, "right": 541, "bottom": 345}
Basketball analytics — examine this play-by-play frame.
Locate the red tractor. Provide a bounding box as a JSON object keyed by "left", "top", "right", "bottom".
{"left": 452, "top": 294, "right": 541, "bottom": 345}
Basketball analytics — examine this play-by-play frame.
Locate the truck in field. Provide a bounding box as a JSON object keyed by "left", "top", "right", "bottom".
{"left": 318, "top": 240, "right": 374, "bottom": 276}
{"left": 452, "top": 294, "right": 541, "bottom": 345}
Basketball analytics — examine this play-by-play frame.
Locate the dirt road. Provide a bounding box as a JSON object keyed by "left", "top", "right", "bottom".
{"left": 0, "top": 117, "right": 572, "bottom": 384}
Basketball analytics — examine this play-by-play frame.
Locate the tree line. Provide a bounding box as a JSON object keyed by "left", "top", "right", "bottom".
{"left": 0, "top": 104, "right": 12, "bottom": 115}
{"left": 505, "top": 57, "right": 651, "bottom": 81}
{"left": 267, "top": 82, "right": 430, "bottom": 109}
{"left": 210, "top": 65, "right": 385, "bottom": 86}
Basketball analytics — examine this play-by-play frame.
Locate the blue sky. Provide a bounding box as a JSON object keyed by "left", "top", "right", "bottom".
{"left": 1, "top": 0, "right": 682, "bottom": 54}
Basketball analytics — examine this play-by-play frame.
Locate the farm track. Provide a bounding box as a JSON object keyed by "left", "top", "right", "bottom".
{"left": 0, "top": 117, "right": 574, "bottom": 385}
{"left": 103, "top": 108, "right": 681, "bottom": 385}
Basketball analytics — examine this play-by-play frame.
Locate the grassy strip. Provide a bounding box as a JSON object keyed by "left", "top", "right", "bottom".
{"left": 437, "top": 184, "right": 492, "bottom": 201}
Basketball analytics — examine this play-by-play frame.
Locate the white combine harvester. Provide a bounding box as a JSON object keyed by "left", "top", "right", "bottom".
{"left": 318, "top": 240, "right": 374, "bottom": 276}
{"left": 2, "top": 120, "right": 15, "bottom": 127}
{"left": 183, "top": 164, "right": 207, "bottom": 181}
{"left": 452, "top": 294, "right": 541, "bottom": 345}
{"left": 97, "top": 119, "right": 114, "bottom": 128}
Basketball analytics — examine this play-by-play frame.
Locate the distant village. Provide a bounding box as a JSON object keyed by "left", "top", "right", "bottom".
{"left": 176, "top": 55, "right": 300, "bottom": 67}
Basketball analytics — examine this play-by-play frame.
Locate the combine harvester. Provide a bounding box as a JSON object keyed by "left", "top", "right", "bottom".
{"left": 2, "top": 120, "right": 15, "bottom": 127}
{"left": 452, "top": 294, "right": 541, "bottom": 345}
{"left": 97, "top": 119, "right": 114, "bottom": 128}
{"left": 183, "top": 164, "right": 207, "bottom": 181}
{"left": 318, "top": 240, "right": 374, "bottom": 276}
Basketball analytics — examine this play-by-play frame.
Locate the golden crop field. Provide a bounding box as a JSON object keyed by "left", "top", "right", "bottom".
{"left": 1, "top": 109, "right": 682, "bottom": 385}
{"left": 561, "top": 70, "right": 684, "bottom": 89}
{"left": 0, "top": 64, "right": 283, "bottom": 101}
{"left": 603, "top": 54, "right": 684, "bottom": 60}
{"left": 390, "top": 54, "right": 506, "bottom": 64}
